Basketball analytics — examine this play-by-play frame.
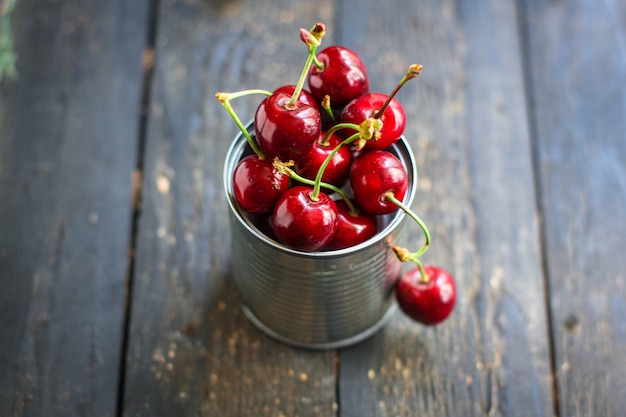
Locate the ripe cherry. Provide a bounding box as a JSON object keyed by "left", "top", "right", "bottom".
{"left": 308, "top": 46, "right": 370, "bottom": 109}
{"left": 272, "top": 185, "right": 338, "bottom": 251}
{"left": 341, "top": 92, "right": 406, "bottom": 151}
{"left": 272, "top": 84, "right": 317, "bottom": 108}
{"left": 295, "top": 130, "right": 352, "bottom": 188}
{"left": 325, "top": 199, "right": 377, "bottom": 250}
{"left": 396, "top": 265, "right": 456, "bottom": 325}
{"left": 254, "top": 24, "right": 326, "bottom": 162}
{"left": 340, "top": 64, "right": 422, "bottom": 151}
{"left": 350, "top": 150, "right": 408, "bottom": 215}
{"left": 216, "top": 91, "right": 290, "bottom": 215}
{"left": 233, "top": 154, "right": 290, "bottom": 214}
{"left": 255, "top": 92, "right": 322, "bottom": 162}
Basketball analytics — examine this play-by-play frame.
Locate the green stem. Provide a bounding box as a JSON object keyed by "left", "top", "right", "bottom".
{"left": 384, "top": 192, "right": 430, "bottom": 258}
{"left": 218, "top": 98, "right": 265, "bottom": 159}
{"left": 222, "top": 89, "right": 272, "bottom": 100}
{"left": 287, "top": 46, "right": 318, "bottom": 107}
{"left": 312, "top": 54, "right": 324, "bottom": 70}
{"left": 323, "top": 122, "right": 360, "bottom": 140}
{"left": 275, "top": 161, "right": 356, "bottom": 212}
{"left": 310, "top": 131, "right": 361, "bottom": 200}
{"left": 320, "top": 95, "right": 336, "bottom": 125}
{"left": 413, "top": 258, "right": 430, "bottom": 284}
{"left": 373, "top": 64, "right": 423, "bottom": 120}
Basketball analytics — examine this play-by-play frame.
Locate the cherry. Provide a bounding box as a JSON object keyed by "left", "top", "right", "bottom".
{"left": 232, "top": 154, "right": 289, "bottom": 214}
{"left": 272, "top": 84, "right": 317, "bottom": 108}
{"left": 255, "top": 92, "right": 322, "bottom": 162}
{"left": 216, "top": 91, "right": 290, "bottom": 215}
{"left": 396, "top": 265, "right": 456, "bottom": 325}
{"left": 308, "top": 45, "right": 370, "bottom": 109}
{"left": 350, "top": 150, "right": 408, "bottom": 215}
{"left": 341, "top": 92, "right": 406, "bottom": 151}
{"left": 272, "top": 185, "right": 338, "bottom": 251}
{"left": 254, "top": 24, "right": 326, "bottom": 162}
{"left": 295, "top": 130, "right": 352, "bottom": 188}
{"left": 340, "top": 64, "right": 422, "bottom": 151}
{"left": 325, "top": 199, "right": 377, "bottom": 250}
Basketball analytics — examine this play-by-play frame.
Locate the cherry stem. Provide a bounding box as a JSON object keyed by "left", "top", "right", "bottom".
{"left": 310, "top": 117, "right": 386, "bottom": 200}
{"left": 373, "top": 64, "right": 423, "bottom": 120}
{"left": 414, "top": 258, "right": 430, "bottom": 284}
{"left": 312, "top": 54, "right": 324, "bottom": 70}
{"left": 320, "top": 122, "right": 360, "bottom": 145}
{"left": 215, "top": 91, "right": 271, "bottom": 159}
{"left": 310, "top": 130, "right": 362, "bottom": 201}
{"left": 218, "top": 89, "right": 272, "bottom": 100}
{"left": 288, "top": 24, "right": 326, "bottom": 107}
{"left": 320, "top": 95, "right": 336, "bottom": 126}
{"left": 273, "top": 159, "right": 356, "bottom": 212}
{"left": 390, "top": 246, "right": 430, "bottom": 283}
{"left": 384, "top": 192, "right": 430, "bottom": 258}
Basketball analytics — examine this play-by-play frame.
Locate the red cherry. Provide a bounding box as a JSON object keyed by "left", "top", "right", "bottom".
{"left": 272, "top": 85, "right": 317, "bottom": 108}
{"left": 308, "top": 46, "right": 370, "bottom": 109}
{"left": 396, "top": 265, "right": 456, "bottom": 325}
{"left": 324, "top": 199, "right": 377, "bottom": 250}
{"left": 272, "top": 185, "right": 338, "bottom": 251}
{"left": 295, "top": 131, "right": 352, "bottom": 188}
{"left": 254, "top": 91, "right": 322, "bottom": 162}
{"left": 349, "top": 150, "right": 408, "bottom": 215}
{"left": 233, "top": 154, "right": 290, "bottom": 214}
{"left": 341, "top": 92, "right": 406, "bottom": 151}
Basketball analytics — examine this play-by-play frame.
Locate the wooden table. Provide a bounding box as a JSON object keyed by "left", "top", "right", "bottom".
{"left": 1, "top": 0, "right": 625, "bottom": 416}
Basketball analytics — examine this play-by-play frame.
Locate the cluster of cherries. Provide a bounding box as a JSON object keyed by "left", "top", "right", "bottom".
{"left": 217, "top": 23, "right": 456, "bottom": 326}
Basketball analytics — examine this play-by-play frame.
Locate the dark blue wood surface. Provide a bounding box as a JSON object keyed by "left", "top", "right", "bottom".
{"left": 1, "top": 0, "right": 624, "bottom": 416}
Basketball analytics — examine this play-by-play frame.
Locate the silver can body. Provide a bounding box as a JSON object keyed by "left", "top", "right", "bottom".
{"left": 223, "top": 124, "right": 417, "bottom": 349}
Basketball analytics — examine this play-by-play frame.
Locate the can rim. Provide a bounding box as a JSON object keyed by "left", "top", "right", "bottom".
{"left": 223, "top": 121, "right": 418, "bottom": 259}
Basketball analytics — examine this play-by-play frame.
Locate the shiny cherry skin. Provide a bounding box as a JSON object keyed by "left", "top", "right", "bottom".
{"left": 295, "top": 131, "right": 352, "bottom": 188}
{"left": 233, "top": 154, "right": 289, "bottom": 214}
{"left": 308, "top": 46, "right": 369, "bottom": 109}
{"left": 272, "top": 186, "right": 338, "bottom": 251}
{"left": 324, "top": 199, "right": 377, "bottom": 250}
{"left": 272, "top": 85, "right": 317, "bottom": 108}
{"left": 349, "top": 150, "right": 408, "bottom": 215}
{"left": 396, "top": 265, "right": 456, "bottom": 325}
{"left": 254, "top": 91, "right": 322, "bottom": 162}
{"left": 340, "top": 92, "right": 406, "bottom": 151}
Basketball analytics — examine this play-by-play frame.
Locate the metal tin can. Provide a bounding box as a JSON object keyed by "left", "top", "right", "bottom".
{"left": 223, "top": 123, "right": 417, "bottom": 349}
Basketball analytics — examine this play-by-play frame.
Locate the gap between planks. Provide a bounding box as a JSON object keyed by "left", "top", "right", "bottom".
{"left": 116, "top": 1, "right": 162, "bottom": 416}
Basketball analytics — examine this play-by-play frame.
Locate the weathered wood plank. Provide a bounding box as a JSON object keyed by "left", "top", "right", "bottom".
{"left": 0, "top": 0, "right": 149, "bottom": 416}
{"left": 520, "top": 0, "right": 626, "bottom": 415}
{"left": 122, "top": 1, "right": 339, "bottom": 416}
{"left": 336, "top": 0, "right": 554, "bottom": 415}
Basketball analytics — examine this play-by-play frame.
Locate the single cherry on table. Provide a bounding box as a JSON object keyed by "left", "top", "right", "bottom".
{"left": 396, "top": 265, "right": 457, "bottom": 326}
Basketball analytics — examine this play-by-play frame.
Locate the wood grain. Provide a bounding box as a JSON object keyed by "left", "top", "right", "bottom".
{"left": 335, "top": 0, "right": 554, "bottom": 415}
{"left": 0, "top": 0, "right": 149, "bottom": 416}
{"left": 1, "top": 0, "right": 623, "bottom": 416}
{"left": 520, "top": 0, "right": 626, "bottom": 415}
{"left": 122, "top": 1, "right": 338, "bottom": 416}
